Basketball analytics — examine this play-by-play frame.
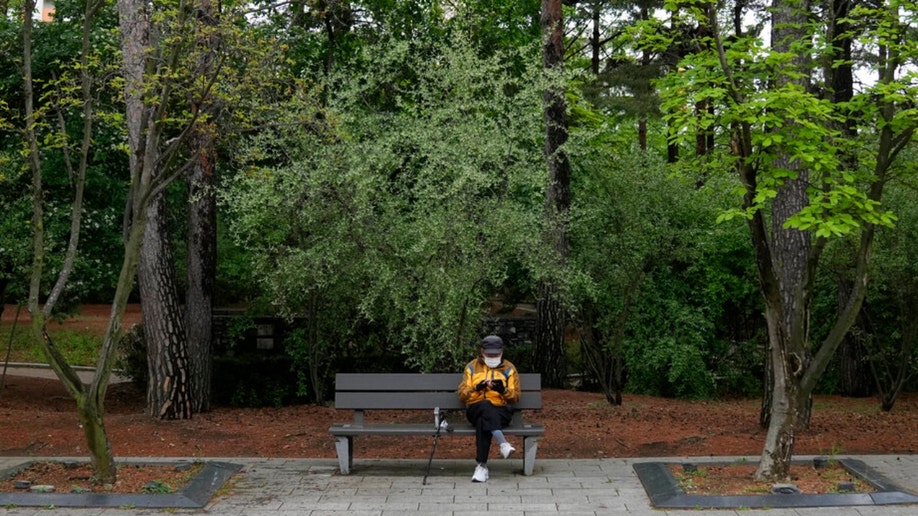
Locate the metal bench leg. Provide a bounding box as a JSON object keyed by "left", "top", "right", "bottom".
{"left": 522, "top": 436, "right": 539, "bottom": 476}
{"left": 335, "top": 436, "right": 353, "bottom": 474}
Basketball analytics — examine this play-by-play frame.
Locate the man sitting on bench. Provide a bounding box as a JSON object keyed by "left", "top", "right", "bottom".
{"left": 457, "top": 335, "right": 521, "bottom": 483}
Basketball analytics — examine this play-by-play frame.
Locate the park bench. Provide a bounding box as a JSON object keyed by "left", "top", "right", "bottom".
{"left": 329, "top": 372, "right": 544, "bottom": 475}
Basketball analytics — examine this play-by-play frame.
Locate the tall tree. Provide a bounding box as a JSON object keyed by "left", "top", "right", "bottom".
{"left": 184, "top": 0, "right": 221, "bottom": 414}
{"left": 224, "top": 30, "right": 547, "bottom": 380}
{"left": 20, "top": 0, "right": 130, "bottom": 483}
{"left": 13, "top": 0, "right": 180, "bottom": 482}
{"left": 119, "top": 0, "right": 250, "bottom": 418}
{"left": 643, "top": 0, "right": 916, "bottom": 481}
{"left": 535, "top": 0, "right": 572, "bottom": 388}
{"left": 118, "top": 0, "right": 193, "bottom": 420}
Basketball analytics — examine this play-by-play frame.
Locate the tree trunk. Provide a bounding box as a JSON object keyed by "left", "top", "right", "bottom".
{"left": 186, "top": 133, "right": 216, "bottom": 413}
{"left": 23, "top": 0, "right": 120, "bottom": 484}
{"left": 755, "top": 163, "right": 811, "bottom": 479}
{"left": 140, "top": 192, "right": 193, "bottom": 420}
{"left": 838, "top": 333, "right": 872, "bottom": 397}
{"left": 638, "top": 119, "right": 647, "bottom": 151}
{"left": 535, "top": 282, "right": 567, "bottom": 387}
{"left": 185, "top": 0, "right": 220, "bottom": 414}
{"left": 759, "top": 346, "right": 772, "bottom": 428}
{"left": 753, "top": 0, "right": 814, "bottom": 481}
{"left": 74, "top": 392, "right": 116, "bottom": 481}
{"left": 536, "top": 0, "right": 571, "bottom": 388}
{"left": 757, "top": 311, "right": 803, "bottom": 480}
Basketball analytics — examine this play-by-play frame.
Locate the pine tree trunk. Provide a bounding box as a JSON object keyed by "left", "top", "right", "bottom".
{"left": 140, "top": 192, "right": 193, "bottom": 420}
{"left": 754, "top": 159, "right": 811, "bottom": 479}
{"left": 535, "top": 282, "right": 566, "bottom": 387}
{"left": 186, "top": 132, "right": 216, "bottom": 413}
{"left": 536, "top": 0, "right": 571, "bottom": 388}
{"left": 753, "top": 0, "right": 813, "bottom": 481}
{"left": 185, "top": 0, "right": 219, "bottom": 414}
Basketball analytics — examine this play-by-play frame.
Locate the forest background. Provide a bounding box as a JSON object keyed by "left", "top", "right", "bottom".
{"left": 1, "top": 0, "right": 916, "bottom": 483}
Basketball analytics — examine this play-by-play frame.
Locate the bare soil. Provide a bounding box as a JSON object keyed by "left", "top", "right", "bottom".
{"left": 0, "top": 461, "right": 203, "bottom": 495}
{"left": 670, "top": 462, "right": 875, "bottom": 496}
{"left": 2, "top": 304, "right": 917, "bottom": 495}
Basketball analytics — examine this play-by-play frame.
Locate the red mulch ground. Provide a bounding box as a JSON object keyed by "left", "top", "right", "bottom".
{"left": 2, "top": 375, "right": 916, "bottom": 461}
{"left": 2, "top": 304, "right": 917, "bottom": 495}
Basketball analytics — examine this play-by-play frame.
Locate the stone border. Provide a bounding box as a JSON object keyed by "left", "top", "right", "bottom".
{"left": 634, "top": 458, "right": 918, "bottom": 509}
{"left": 0, "top": 460, "right": 240, "bottom": 508}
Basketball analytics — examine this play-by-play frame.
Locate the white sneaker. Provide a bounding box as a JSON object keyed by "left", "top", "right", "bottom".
{"left": 471, "top": 463, "right": 489, "bottom": 482}
{"left": 500, "top": 442, "right": 516, "bottom": 459}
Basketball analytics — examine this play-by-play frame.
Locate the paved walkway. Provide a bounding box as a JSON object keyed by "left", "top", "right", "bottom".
{"left": 1, "top": 455, "right": 917, "bottom": 515}
{"left": 0, "top": 362, "right": 130, "bottom": 384}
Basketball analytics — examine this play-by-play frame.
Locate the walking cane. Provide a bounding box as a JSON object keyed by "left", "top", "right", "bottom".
{"left": 423, "top": 407, "right": 449, "bottom": 485}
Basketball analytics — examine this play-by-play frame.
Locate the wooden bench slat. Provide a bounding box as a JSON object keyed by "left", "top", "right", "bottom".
{"left": 329, "top": 422, "right": 545, "bottom": 437}
{"left": 335, "top": 373, "right": 541, "bottom": 391}
{"left": 334, "top": 391, "right": 542, "bottom": 410}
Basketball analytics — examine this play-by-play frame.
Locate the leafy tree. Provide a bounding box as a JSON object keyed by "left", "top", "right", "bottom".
{"left": 6, "top": 0, "right": 283, "bottom": 482}
{"left": 223, "top": 31, "right": 550, "bottom": 394}
{"left": 16, "top": 0, "right": 127, "bottom": 483}
{"left": 865, "top": 181, "right": 918, "bottom": 410}
{"left": 1, "top": 1, "right": 126, "bottom": 311}
{"left": 570, "top": 142, "right": 761, "bottom": 403}
{"left": 117, "top": 0, "right": 291, "bottom": 419}
{"left": 640, "top": 0, "right": 917, "bottom": 481}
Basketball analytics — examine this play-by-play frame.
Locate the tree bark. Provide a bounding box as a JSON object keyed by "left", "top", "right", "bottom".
{"left": 752, "top": 0, "right": 813, "bottom": 481}
{"left": 118, "top": 0, "right": 193, "bottom": 421}
{"left": 536, "top": 0, "right": 571, "bottom": 388}
{"left": 185, "top": 0, "right": 220, "bottom": 414}
{"left": 140, "top": 192, "right": 193, "bottom": 420}
{"left": 186, "top": 135, "right": 216, "bottom": 414}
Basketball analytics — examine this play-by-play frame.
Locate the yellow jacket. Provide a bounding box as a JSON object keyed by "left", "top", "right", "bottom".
{"left": 457, "top": 358, "right": 521, "bottom": 407}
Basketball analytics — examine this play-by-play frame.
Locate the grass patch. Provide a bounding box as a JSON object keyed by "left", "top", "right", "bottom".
{"left": 1, "top": 325, "right": 102, "bottom": 367}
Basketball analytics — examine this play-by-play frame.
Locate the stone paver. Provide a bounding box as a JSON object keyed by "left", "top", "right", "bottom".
{"left": 0, "top": 456, "right": 916, "bottom": 515}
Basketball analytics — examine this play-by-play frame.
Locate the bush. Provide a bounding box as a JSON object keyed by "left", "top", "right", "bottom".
{"left": 116, "top": 324, "right": 147, "bottom": 389}
{"left": 211, "top": 353, "right": 304, "bottom": 407}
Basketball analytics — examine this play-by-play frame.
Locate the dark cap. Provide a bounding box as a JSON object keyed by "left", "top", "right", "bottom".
{"left": 481, "top": 335, "right": 503, "bottom": 352}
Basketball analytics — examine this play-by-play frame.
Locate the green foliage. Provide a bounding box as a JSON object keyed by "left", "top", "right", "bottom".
{"left": 211, "top": 353, "right": 301, "bottom": 407}
{"left": 569, "top": 142, "right": 763, "bottom": 399}
{"left": 115, "top": 324, "right": 147, "bottom": 389}
{"left": 636, "top": 2, "right": 906, "bottom": 238}
{"left": 140, "top": 480, "right": 176, "bottom": 494}
{"left": 223, "top": 30, "right": 550, "bottom": 373}
{"left": 625, "top": 0, "right": 917, "bottom": 409}
{"left": 0, "top": 0, "right": 128, "bottom": 306}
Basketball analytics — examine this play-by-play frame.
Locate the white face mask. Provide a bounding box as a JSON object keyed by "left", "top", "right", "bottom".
{"left": 484, "top": 355, "right": 502, "bottom": 368}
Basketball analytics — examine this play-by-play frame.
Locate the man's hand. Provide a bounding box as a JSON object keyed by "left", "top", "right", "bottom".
{"left": 491, "top": 379, "right": 505, "bottom": 394}
{"left": 475, "top": 380, "right": 489, "bottom": 392}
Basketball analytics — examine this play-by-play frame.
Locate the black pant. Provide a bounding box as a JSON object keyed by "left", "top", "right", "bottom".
{"left": 466, "top": 400, "right": 512, "bottom": 464}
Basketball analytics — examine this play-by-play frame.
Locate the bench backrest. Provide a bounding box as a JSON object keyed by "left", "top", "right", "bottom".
{"left": 334, "top": 373, "right": 542, "bottom": 412}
